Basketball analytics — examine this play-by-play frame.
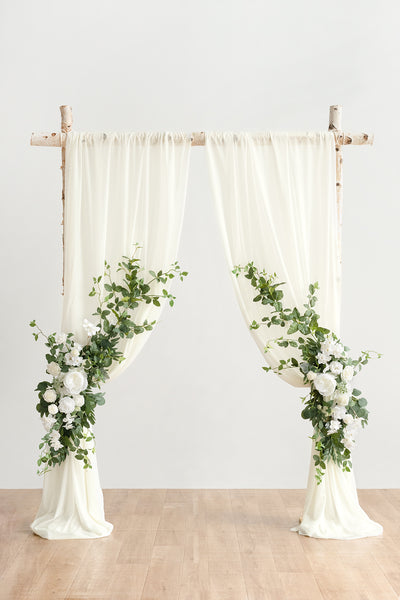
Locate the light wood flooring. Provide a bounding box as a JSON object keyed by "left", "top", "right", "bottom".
{"left": 1, "top": 489, "right": 399, "bottom": 600}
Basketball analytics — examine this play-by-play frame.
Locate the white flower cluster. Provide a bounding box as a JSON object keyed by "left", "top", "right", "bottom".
{"left": 63, "top": 414, "right": 75, "bottom": 431}
{"left": 83, "top": 319, "right": 100, "bottom": 337}
{"left": 65, "top": 343, "right": 83, "bottom": 367}
{"left": 307, "top": 335, "right": 362, "bottom": 451}
{"left": 55, "top": 332, "right": 67, "bottom": 345}
{"left": 49, "top": 429, "right": 62, "bottom": 451}
{"left": 41, "top": 330, "right": 90, "bottom": 451}
{"left": 318, "top": 336, "right": 344, "bottom": 363}
{"left": 41, "top": 414, "right": 56, "bottom": 432}
{"left": 46, "top": 362, "right": 61, "bottom": 377}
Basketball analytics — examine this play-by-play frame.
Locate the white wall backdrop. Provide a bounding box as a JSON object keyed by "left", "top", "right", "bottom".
{"left": 1, "top": 0, "right": 398, "bottom": 488}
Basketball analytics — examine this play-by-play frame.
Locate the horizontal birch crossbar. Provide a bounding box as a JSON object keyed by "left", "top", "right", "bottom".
{"left": 30, "top": 103, "right": 373, "bottom": 305}
{"left": 30, "top": 130, "right": 374, "bottom": 147}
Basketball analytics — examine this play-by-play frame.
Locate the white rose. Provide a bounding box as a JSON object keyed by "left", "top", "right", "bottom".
{"left": 327, "top": 419, "right": 341, "bottom": 434}
{"left": 46, "top": 362, "right": 61, "bottom": 377}
{"left": 331, "top": 342, "right": 344, "bottom": 358}
{"left": 332, "top": 405, "right": 347, "bottom": 420}
{"left": 43, "top": 389, "right": 57, "bottom": 403}
{"left": 58, "top": 396, "right": 75, "bottom": 414}
{"left": 342, "top": 366, "right": 354, "bottom": 383}
{"left": 343, "top": 413, "right": 354, "bottom": 425}
{"left": 55, "top": 332, "right": 67, "bottom": 345}
{"left": 64, "top": 370, "right": 88, "bottom": 395}
{"left": 74, "top": 394, "right": 85, "bottom": 408}
{"left": 314, "top": 373, "right": 336, "bottom": 397}
{"left": 346, "top": 417, "right": 362, "bottom": 434}
{"left": 48, "top": 403, "right": 58, "bottom": 415}
{"left": 334, "top": 391, "right": 350, "bottom": 407}
{"left": 307, "top": 371, "right": 317, "bottom": 382}
{"left": 328, "top": 361, "right": 343, "bottom": 376}
{"left": 321, "top": 337, "right": 336, "bottom": 356}
{"left": 65, "top": 352, "right": 83, "bottom": 367}
{"left": 317, "top": 352, "right": 330, "bottom": 365}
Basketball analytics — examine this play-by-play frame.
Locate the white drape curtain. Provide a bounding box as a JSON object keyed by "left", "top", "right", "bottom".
{"left": 31, "top": 132, "right": 191, "bottom": 539}
{"left": 206, "top": 131, "right": 382, "bottom": 539}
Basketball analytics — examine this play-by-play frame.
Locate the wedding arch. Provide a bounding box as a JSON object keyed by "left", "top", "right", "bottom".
{"left": 29, "top": 105, "right": 382, "bottom": 541}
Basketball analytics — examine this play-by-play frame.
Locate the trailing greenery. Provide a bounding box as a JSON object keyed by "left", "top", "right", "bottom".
{"left": 31, "top": 247, "right": 187, "bottom": 474}
{"left": 234, "top": 262, "right": 380, "bottom": 483}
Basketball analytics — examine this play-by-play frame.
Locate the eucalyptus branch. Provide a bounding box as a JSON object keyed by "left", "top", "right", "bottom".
{"left": 29, "top": 321, "right": 49, "bottom": 342}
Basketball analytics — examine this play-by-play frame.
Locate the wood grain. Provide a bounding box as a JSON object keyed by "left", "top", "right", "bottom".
{"left": 59, "top": 104, "right": 72, "bottom": 294}
{"left": 0, "top": 489, "right": 398, "bottom": 600}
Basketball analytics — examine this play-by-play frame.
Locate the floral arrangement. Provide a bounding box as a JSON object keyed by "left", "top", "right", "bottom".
{"left": 234, "top": 263, "right": 380, "bottom": 483}
{"left": 31, "top": 248, "right": 187, "bottom": 474}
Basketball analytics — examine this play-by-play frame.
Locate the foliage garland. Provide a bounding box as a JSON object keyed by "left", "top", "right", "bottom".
{"left": 31, "top": 248, "right": 187, "bottom": 474}
{"left": 234, "top": 262, "right": 380, "bottom": 483}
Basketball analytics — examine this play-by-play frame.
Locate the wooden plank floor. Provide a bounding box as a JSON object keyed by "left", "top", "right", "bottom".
{"left": 0, "top": 490, "right": 399, "bottom": 600}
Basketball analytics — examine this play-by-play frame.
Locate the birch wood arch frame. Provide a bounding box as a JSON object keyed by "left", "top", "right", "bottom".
{"left": 30, "top": 104, "right": 374, "bottom": 292}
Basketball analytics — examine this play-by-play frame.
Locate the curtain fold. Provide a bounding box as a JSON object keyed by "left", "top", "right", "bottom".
{"left": 206, "top": 131, "right": 382, "bottom": 539}
{"left": 31, "top": 132, "right": 191, "bottom": 539}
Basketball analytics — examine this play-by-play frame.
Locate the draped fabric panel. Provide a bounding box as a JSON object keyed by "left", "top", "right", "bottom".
{"left": 299, "top": 442, "right": 382, "bottom": 539}
{"left": 207, "top": 132, "right": 340, "bottom": 387}
{"left": 31, "top": 132, "right": 191, "bottom": 539}
{"left": 63, "top": 132, "right": 192, "bottom": 379}
{"left": 206, "top": 131, "right": 382, "bottom": 539}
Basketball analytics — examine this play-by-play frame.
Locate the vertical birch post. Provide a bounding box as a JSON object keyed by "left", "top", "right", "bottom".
{"left": 60, "top": 105, "right": 73, "bottom": 293}
{"left": 328, "top": 105, "right": 343, "bottom": 259}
